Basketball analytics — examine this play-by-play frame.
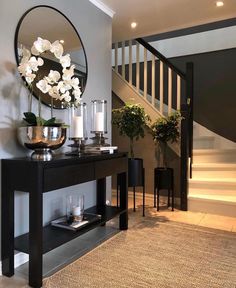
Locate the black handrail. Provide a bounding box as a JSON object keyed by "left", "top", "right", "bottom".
{"left": 136, "top": 38, "right": 186, "bottom": 79}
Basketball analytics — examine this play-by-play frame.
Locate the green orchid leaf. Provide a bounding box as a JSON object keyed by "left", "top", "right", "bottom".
{"left": 23, "top": 112, "right": 37, "bottom": 125}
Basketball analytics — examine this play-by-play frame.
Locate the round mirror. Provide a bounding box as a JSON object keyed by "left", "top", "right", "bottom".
{"left": 15, "top": 5, "right": 88, "bottom": 109}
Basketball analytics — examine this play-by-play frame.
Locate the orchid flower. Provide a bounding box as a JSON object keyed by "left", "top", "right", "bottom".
{"left": 36, "top": 79, "right": 51, "bottom": 94}
{"left": 18, "top": 38, "right": 82, "bottom": 106}
{"left": 45, "top": 70, "right": 61, "bottom": 84}
{"left": 32, "top": 37, "right": 51, "bottom": 54}
{"left": 50, "top": 40, "right": 63, "bottom": 59}
{"left": 60, "top": 54, "right": 71, "bottom": 68}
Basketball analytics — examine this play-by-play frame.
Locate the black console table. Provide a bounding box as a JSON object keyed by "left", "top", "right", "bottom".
{"left": 1, "top": 152, "right": 128, "bottom": 288}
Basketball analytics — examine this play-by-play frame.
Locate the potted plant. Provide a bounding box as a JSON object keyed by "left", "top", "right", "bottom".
{"left": 150, "top": 111, "right": 182, "bottom": 210}
{"left": 17, "top": 37, "right": 82, "bottom": 160}
{"left": 112, "top": 103, "right": 150, "bottom": 192}
{"left": 151, "top": 111, "right": 182, "bottom": 167}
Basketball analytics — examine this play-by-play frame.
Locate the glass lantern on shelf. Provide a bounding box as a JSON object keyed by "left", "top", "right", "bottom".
{"left": 67, "top": 102, "right": 87, "bottom": 155}
{"left": 90, "top": 100, "right": 109, "bottom": 146}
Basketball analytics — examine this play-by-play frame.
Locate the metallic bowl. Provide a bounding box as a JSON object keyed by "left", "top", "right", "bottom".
{"left": 18, "top": 126, "right": 67, "bottom": 161}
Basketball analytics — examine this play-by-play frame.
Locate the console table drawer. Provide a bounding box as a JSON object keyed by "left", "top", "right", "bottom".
{"left": 44, "top": 163, "right": 94, "bottom": 191}
{"left": 95, "top": 157, "right": 127, "bottom": 179}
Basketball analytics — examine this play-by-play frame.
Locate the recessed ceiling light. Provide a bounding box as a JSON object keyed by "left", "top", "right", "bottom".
{"left": 131, "top": 22, "right": 137, "bottom": 29}
{"left": 59, "top": 40, "right": 65, "bottom": 44}
{"left": 216, "top": 1, "right": 224, "bottom": 7}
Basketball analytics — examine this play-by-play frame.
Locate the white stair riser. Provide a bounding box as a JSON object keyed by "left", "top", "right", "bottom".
{"left": 192, "top": 169, "right": 236, "bottom": 178}
{"left": 188, "top": 197, "right": 236, "bottom": 217}
{"left": 193, "top": 153, "right": 236, "bottom": 163}
{"left": 189, "top": 180, "right": 236, "bottom": 191}
{"left": 189, "top": 187, "right": 236, "bottom": 197}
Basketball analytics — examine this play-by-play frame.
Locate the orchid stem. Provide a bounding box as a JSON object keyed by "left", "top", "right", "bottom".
{"left": 51, "top": 98, "right": 54, "bottom": 118}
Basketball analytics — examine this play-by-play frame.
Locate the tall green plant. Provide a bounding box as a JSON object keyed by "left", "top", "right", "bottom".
{"left": 112, "top": 103, "right": 150, "bottom": 158}
{"left": 151, "top": 111, "right": 182, "bottom": 167}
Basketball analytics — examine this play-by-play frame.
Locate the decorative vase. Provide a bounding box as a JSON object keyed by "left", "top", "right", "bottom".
{"left": 18, "top": 126, "right": 67, "bottom": 161}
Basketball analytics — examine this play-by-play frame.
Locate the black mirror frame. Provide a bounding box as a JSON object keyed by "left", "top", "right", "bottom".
{"left": 14, "top": 5, "right": 88, "bottom": 109}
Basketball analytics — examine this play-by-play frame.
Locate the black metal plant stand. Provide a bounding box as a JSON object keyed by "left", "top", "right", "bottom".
{"left": 154, "top": 167, "right": 174, "bottom": 211}
{"left": 117, "top": 158, "right": 145, "bottom": 216}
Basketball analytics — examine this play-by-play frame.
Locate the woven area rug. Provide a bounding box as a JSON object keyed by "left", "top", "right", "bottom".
{"left": 44, "top": 218, "right": 236, "bottom": 288}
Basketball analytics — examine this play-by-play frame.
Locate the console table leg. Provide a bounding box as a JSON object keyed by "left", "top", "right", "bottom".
{"left": 1, "top": 165, "right": 14, "bottom": 276}
{"left": 29, "top": 176, "right": 43, "bottom": 287}
{"left": 119, "top": 172, "right": 128, "bottom": 230}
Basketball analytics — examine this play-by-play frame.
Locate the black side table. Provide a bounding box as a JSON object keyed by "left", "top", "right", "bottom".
{"left": 154, "top": 167, "right": 174, "bottom": 211}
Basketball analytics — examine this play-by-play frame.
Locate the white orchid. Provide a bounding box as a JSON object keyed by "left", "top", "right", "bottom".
{"left": 21, "top": 47, "right": 31, "bottom": 63}
{"left": 25, "top": 73, "right": 36, "bottom": 84}
{"left": 62, "top": 65, "right": 75, "bottom": 82}
{"left": 57, "top": 80, "right": 71, "bottom": 94}
{"left": 45, "top": 70, "right": 61, "bottom": 84}
{"left": 48, "top": 86, "right": 60, "bottom": 99}
{"left": 18, "top": 38, "right": 82, "bottom": 105}
{"left": 50, "top": 40, "right": 63, "bottom": 59}
{"left": 60, "top": 54, "right": 71, "bottom": 68}
{"left": 60, "top": 91, "right": 71, "bottom": 102}
{"left": 28, "top": 56, "right": 44, "bottom": 72}
{"left": 36, "top": 79, "right": 51, "bottom": 94}
{"left": 73, "top": 88, "right": 82, "bottom": 100}
{"left": 32, "top": 37, "right": 51, "bottom": 54}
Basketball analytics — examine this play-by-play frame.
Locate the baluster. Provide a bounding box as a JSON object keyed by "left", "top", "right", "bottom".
{"left": 177, "top": 75, "right": 181, "bottom": 110}
{"left": 136, "top": 42, "right": 140, "bottom": 93}
{"left": 151, "top": 54, "right": 155, "bottom": 106}
{"left": 115, "top": 42, "right": 118, "bottom": 73}
{"left": 122, "top": 41, "right": 125, "bottom": 78}
{"left": 168, "top": 68, "right": 172, "bottom": 115}
{"left": 129, "top": 40, "right": 132, "bottom": 85}
{"left": 144, "top": 48, "right": 147, "bottom": 99}
{"left": 159, "top": 61, "right": 164, "bottom": 115}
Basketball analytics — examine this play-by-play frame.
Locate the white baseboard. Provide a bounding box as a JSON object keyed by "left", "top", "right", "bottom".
{"left": 0, "top": 252, "right": 29, "bottom": 276}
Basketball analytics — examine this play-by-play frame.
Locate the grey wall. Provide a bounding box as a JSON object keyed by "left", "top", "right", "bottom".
{"left": 0, "top": 0, "right": 112, "bottom": 243}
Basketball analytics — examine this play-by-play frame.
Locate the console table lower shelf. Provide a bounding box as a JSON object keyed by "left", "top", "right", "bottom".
{"left": 15, "top": 205, "right": 125, "bottom": 254}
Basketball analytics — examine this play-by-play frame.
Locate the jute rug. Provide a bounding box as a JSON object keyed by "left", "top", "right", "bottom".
{"left": 44, "top": 217, "right": 236, "bottom": 288}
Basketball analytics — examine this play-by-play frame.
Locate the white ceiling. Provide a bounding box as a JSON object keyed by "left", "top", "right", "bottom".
{"left": 98, "top": 0, "right": 236, "bottom": 42}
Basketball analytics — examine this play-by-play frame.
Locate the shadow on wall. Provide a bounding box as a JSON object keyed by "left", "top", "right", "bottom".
{"left": 112, "top": 94, "right": 181, "bottom": 200}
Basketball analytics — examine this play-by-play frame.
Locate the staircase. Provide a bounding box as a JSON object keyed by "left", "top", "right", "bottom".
{"left": 188, "top": 124, "right": 236, "bottom": 217}
{"left": 112, "top": 38, "right": 236, "bottom": 217}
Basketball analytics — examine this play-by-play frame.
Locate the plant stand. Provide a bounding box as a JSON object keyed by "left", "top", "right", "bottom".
{"left": 117, "top": 158, "right": 145, "bottom": 216}
{"left": 154, "top": 167, "right": 174, "bottom": 211}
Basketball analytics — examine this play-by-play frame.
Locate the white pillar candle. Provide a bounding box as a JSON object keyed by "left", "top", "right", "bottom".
{"left": 73, "top": 206, "right": 81, "bottom": 216}
{"left": 73, "top": 116, "right": 83, "bottom": 138}
{"left": 95, "top": 112, "right": 104, "bottom": 131}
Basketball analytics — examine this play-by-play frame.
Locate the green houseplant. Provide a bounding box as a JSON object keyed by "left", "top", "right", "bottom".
{"left": 151, "top": 111, "right": 182, "bottom": 167}
{"left": 112, "top": 103, "right": 150, "bottom": 158}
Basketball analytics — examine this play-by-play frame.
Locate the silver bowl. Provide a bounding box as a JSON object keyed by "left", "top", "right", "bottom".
{"left": 18, "top": 126, "right": 67, "bottom": 161}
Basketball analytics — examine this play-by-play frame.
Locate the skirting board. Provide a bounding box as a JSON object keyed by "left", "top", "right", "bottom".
{"left": 0, "top": 252, "right": 29, "bottom": 276}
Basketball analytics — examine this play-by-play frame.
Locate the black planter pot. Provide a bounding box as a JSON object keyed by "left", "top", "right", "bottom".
{"left": 154, "top": 167, "right": 174, "bottom": 211}
{"left": 128, "top": 158, "right": 143, "bottom": 187}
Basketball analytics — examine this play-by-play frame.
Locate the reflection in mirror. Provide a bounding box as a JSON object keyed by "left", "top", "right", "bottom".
{"left": 15, "top": 6, "right": 87, "bottom": 109}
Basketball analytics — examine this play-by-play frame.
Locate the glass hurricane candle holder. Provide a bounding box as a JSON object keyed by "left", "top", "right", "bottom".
{"left": 67, "top": 102, "right": 87, "bottom": 155}
{"left": 90, "top": 100, "right": 108, "bottom": 146}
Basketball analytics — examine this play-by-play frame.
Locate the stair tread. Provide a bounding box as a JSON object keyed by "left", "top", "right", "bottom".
{"left": 193, "top": 149, "right": 236, "bottom": 154}
{"left": 190, "top": 177, "right": 236, "bottom": 184}
{"left": 192, "top": 163, "right": 236, "bottom": 168}
{"left": 188, "top": 194, "right": 236, "bottom": 203}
